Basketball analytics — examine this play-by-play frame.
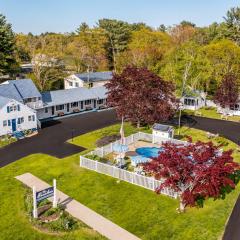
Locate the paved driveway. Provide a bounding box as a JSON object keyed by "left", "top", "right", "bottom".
{"left": 0, "top": 110, "right": 118, "bottom": 167}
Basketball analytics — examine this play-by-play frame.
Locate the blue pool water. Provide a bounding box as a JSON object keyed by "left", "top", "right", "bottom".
{"left": 136, "top": 147, "right": 164, "bottom": 158}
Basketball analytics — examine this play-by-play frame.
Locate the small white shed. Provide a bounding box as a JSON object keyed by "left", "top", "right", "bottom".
{"left": 152, "top": 123, "right": 174, "bottom": 143}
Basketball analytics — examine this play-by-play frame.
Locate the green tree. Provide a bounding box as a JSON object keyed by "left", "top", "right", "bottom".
{"left": 223, "top": 7, "right": 240, "bottom": 45}
{"left": 76, "top": 22, "right": 89, "bottom": 34}
{"left": 65, "top": 29, "right": 107, "bottom": 72}
{"left": 0, "top": 14, "right": 18, "bottom": 75}
{"left": 98, "top": 19, "right": 131, "bottom": 71}
{"left": 202, "top": 39, "right": 240, "bottom": 84}
{"left": 161, "top": 41, "right": 212, "bottom": 93}
{"left": 117, "top": 29, "right": 172, "bottom": 72}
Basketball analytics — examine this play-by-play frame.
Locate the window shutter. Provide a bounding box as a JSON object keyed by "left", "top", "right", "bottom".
{"left": 8, "top": 120, "right": 11, "bottom": 126}
{"left": 17, "top": 105, "right": 20, "bottom": 111}
{"left": 7, "top": 106, "right": 10, "bottom": 113}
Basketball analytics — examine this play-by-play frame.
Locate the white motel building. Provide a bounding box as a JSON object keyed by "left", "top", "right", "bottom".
{"left": 0, "top": 72, "right": 112, "bottom": 137}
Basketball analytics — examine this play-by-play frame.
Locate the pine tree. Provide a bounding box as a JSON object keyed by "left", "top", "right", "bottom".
{"left": 0, "top": 14, "right": 18, "bottom": 75}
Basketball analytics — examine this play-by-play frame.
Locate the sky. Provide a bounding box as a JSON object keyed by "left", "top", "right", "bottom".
{"left": 0, "top": 0, "right": 239, "bottom": 34}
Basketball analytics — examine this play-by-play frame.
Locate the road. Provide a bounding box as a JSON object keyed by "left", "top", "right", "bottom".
{"left": 0, "top": 109, "right": 118, "bottom": 167}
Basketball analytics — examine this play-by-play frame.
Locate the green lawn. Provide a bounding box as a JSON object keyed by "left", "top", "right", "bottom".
{"left": 1, "top": 123, "right": 240, "bottom": 240}
{"left": 183, "top": 107, "right": 240, "bottom": 122}
{"left": 0, "top": 136, "right": 16, "bottom": 148}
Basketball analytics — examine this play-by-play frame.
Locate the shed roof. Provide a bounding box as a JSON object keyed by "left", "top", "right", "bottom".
{"left": 152, "top": 123, "right": 173, "bottom": 132}
{"left": 42, "top": 86, "right": 107, "bottom": 107}
{"left": 74, "top": 71, "right": 112, "bottom": 82}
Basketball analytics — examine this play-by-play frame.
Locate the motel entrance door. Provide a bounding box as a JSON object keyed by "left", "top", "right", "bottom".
{"left": 12, "top": 119, "right": 16, "bottom": 132}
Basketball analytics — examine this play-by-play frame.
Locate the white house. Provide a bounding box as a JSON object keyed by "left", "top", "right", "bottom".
{"left": 216, "top": 102, "right": 240, "bottom": 116}
{"left": 0, "top": 96, "right": 37, "bottom": 137}
{"left": 0, "top": 79, "right": 43, "bottom": 109}
{"left": 181, "top": 90, "right": 206, "bottom": 110}
{"left": 152, "top": 123, "right": 174, "bottom": 143}
{"left": 37, "top": 86, "right": 108, "bottom": 120}
{"left": 64, "top": 71, "right": 112, "bottom": 89}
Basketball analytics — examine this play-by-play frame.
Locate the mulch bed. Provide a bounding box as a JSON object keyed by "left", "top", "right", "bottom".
{"left": 96, "top": 134, "right": 120, "bottom": 147}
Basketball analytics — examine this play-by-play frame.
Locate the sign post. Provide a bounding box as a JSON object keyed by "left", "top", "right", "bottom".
{"left": 32, "top": 186, "right": 38, "bottom": 219}
{"left": 33, "top": 179, "right": 57, "bottom": 218}
{"left": 53, "top": 179, "right": 57, "bottom": 208}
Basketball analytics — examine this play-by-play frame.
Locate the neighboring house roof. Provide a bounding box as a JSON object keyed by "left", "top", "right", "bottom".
{"left": 152, "top": 123, "right": 173, "bottom": 132}
{"left": 0, "top": 79, "right": 41, "bottom": 101}
{"left": 0, "top": 95, "right": 12, "bottom": 109}
{"left": 74, "top": 71, "right": 112, "bottom": 83}
{"left": 42, "top": 86, "right": 107, "bottom": 107}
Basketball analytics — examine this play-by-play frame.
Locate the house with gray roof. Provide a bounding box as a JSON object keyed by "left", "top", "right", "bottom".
{"left": 180, "top": 90, "right": 206, "bottom": 111}
{"left": 64, "top": 71, "right": 112, "bottom": 89}
{"left": 37, "top": 86, "right": 108, "bottom": 120}
{"left": 0, "top": 95, "right": 37, "bottom": 137}
{"left": 0, "top": 79, "right": 43, "bottom": 109}
{"left": 0, "top": 78, "right": 110, "bottom": 134}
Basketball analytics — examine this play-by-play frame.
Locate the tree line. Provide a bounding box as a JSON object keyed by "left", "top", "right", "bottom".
{"left": 0, "top": 6, "right": 240, "bottom": 93}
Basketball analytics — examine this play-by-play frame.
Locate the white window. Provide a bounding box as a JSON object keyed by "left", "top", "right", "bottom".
{"left": 3, "top": 120, "right": 7, "bottom": 127}
{"left": 85, "top": 100, "right": 91, "bottom": 105}
{"left": 75, "top": 82, "right": 79, "bottom": 87}
{"left": 44, "top": 108, "right": 48, "bottom": 113}
{"left": 97, "top": 99, "right": 104, "bottom": 104}
{"left": 28, "top": 115, "right": 35, "bottom": 121}
{"left": 71, "top": 102, "right": 78, "bottom": 108}
{"left": 17, "top": 117, "right": 24, "bottom": 124}
{"left": 56, "top": 105, "right": 64, "bottom": 111}
{"left": 69, "top": 81, "right": 73, "bottom": 87}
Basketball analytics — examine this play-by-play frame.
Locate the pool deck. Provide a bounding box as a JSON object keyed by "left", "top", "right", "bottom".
{"left": 128, "top": 140, "right": 161, "bottom": 152}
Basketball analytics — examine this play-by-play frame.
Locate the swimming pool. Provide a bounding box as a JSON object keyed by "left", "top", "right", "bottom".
{"left": 136, "top": 147, "right": 164, "bottom": 158}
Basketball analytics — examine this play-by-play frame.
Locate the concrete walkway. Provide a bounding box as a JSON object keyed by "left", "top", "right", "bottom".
{"left": 15, "top": 173, "right": 140, "bottom": 240}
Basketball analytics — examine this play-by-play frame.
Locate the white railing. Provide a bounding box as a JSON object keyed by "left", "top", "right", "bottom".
{"left": 80, "top": 156, "right": 178, "bottom": 199}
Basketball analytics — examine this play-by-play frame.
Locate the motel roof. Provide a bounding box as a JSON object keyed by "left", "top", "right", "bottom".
{"left": 74, "top": 71, "right": 112, "bottom": 82}
{"left": 42, "top": 86, "right": 108, "bottom": 107}
{"left": 0, "top": 79, "right": 41, "bottom": 102}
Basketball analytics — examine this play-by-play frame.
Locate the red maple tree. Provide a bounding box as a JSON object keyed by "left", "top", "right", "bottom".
{"left": 105, "top": 66, "right": 177, "bottom": 127}
{"left": 214, "top": 74, "right": 239, "bottom": 108}
{"left": 143, "top": 138, "right": 239, "bottom": 212}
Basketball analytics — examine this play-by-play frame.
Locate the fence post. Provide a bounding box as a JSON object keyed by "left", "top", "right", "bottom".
{"left": 95, "top": 161, "right": 98, "bottom": 171}
{"left": 152, "top": 179, "right": 155, "bottom": 191}
{"left": 80, "top": 156, "right": 82, "bottom": 166}
{"left": 101, "top": 147, "right": 104, "bottom": 157}
{"left": 110, "top": 142, "right": 113, "bottom": 152}
{"left": 32, "top": 186, "right": 38, "bottom": 218}
{"left": 131, "top": 134, "right": 134, "bottom": 143}
{"left": 53, "top": 179, "right": 57, "bottom": 208}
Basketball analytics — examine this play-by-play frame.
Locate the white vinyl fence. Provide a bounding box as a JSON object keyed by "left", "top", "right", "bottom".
{"left": 80, "top": 156, "right": 178, "bottom": 199}
{"left": 90, "top": 132, "right": 186, "bottom": 158}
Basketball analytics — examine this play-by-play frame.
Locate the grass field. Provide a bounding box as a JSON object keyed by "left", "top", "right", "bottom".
{"left": 0, "top": 123, "right": 240, "bottom": 240}
{"left": 0, "top": 137, "right": 16, "bottom": 148}
{"left": 183, "top": 107, "right": 240, "bottom": 122}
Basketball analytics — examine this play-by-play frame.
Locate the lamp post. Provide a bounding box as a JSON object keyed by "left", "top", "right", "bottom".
{"left": 71, "top": 128, "right": 75, "bottom": 142}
